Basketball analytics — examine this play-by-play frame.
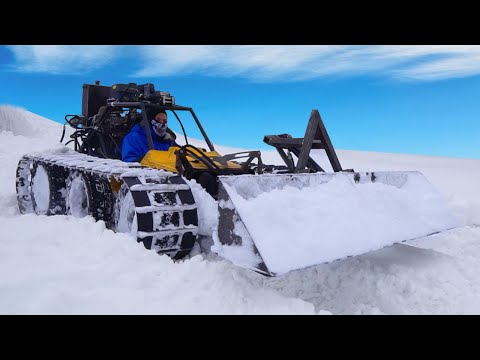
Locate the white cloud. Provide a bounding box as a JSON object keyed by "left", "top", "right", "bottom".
{"left": 133, "top": 45, "right": 480, "bottom": 82}
{"left": 134, "top": 45, "right": 352, "bottom": 79}
{"left": 394, "top": 49, "right": 480, "bottom": 80}
{"left": 6, "top": 45, "right": 480, "bottom": 82}
{"left": 6, "top": 45, "right": 119, "bottom": 74}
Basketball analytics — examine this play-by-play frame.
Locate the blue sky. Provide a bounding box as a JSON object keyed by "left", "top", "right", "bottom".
{"left": 1, "top": 45, "right": 479, "bottom": 159}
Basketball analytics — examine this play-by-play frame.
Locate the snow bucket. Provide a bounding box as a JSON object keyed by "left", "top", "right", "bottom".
{"left": 214, "top": 171, "right": 457, "bottom": 276}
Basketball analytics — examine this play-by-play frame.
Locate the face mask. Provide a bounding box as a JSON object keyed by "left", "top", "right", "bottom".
{"left": 151, "top": 119, "right": 167, "bottom": 137}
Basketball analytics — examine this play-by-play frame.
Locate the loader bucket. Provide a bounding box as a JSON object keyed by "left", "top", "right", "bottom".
{"left": 214, "top": 171, "right": 457, "bottom": 276}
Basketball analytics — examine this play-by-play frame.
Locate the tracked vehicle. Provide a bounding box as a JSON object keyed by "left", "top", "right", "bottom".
{"left": 15, "top": 81, "right": 457, "bottom": 276}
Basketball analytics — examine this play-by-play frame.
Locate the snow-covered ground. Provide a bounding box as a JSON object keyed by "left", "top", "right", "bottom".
{"left": 1, "top": 105, "right": 479, "bottom": 314}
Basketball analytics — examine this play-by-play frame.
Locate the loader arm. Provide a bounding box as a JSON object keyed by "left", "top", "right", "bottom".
{"left": 263, "top": 109, "right": 343, "bottom": 173}
{"left": 174, "top": 145, "right": 256, "bottom": 178}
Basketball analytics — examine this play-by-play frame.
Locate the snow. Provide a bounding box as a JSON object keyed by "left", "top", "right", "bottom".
{"left": 186, "top": 178, "right": 218, "bottom": 236}
{"left": 66, "top": 173, "right": 89, "bottom": 218}
{"left": 31, "top": 164, "right": 50, "bottom": 213}
{"left": 1, "top": 105, "right": 480, "bottom": 314}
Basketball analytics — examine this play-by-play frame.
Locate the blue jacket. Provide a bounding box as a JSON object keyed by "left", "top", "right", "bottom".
{"left": 122, "top": 124, "right": 177, "bottom": 162}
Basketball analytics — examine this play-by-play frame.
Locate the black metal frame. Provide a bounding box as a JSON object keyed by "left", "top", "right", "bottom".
{"left": 97, "top": 101, "right": 216, "bottom": 153}
{"left": 66, "top": 82, "right": 218, "bottom": 159}
{"left": 65, "top": 82, "right": 263, "bottom": 178}
{"left": 263, "top": 109, "right": 343, "bottom": 173}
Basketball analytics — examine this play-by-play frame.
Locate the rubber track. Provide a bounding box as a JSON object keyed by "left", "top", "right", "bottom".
{"left": 16, "top": 151, "right": 198, "bottom": 259}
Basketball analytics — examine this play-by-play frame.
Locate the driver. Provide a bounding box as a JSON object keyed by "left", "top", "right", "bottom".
{"left": 122, "top": 110, "right": 177, "bottom": 162}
